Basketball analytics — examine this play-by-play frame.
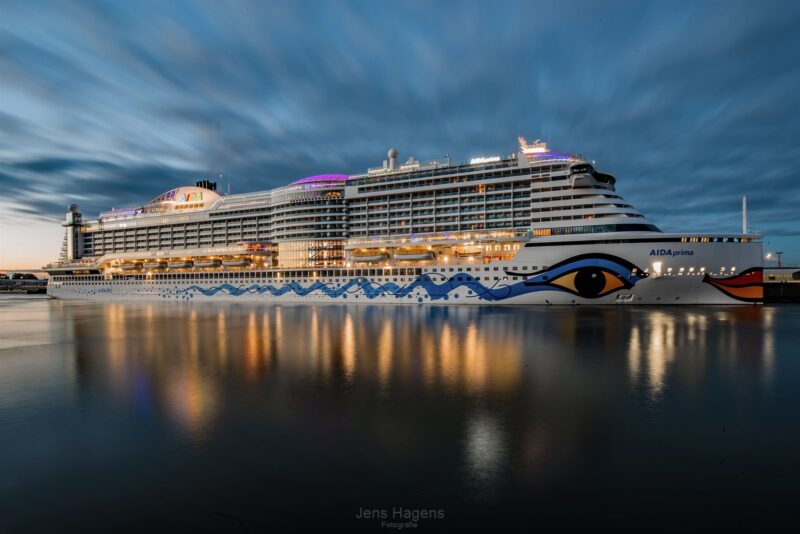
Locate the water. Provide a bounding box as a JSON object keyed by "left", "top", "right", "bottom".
{"left": 0, "top": 296, "right": 798, "bottom": 532}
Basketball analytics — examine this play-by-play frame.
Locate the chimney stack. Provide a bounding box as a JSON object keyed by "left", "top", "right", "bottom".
{"left": 742, "top": 195, "right": 748, "bottom": 234}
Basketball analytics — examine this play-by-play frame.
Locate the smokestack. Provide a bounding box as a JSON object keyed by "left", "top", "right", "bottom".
{"left": 388, "top": 148, "right": 398, "bottom": 171}
{"left": 742, "top": 195, "right": 748, "bottom": 234}
{"left": 195, "top": 179, "right": 217, "bottom": 191}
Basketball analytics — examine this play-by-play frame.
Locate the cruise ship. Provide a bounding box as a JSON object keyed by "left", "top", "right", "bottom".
{"left": 44, "top": 137, "right": 763, "bottom": 304}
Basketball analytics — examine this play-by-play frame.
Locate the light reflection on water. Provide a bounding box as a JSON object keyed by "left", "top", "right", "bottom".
{"left": 464, "top": 409, "right": 506, "bottom": 498}
{"left": 0, "top": 297, "right": 797, "bottom": 532}
{"left": 0, "top": 301, "right": 785, "bottom": 433}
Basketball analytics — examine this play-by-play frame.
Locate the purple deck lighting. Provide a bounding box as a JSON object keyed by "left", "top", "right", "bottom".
{"left": 533, "top": 151, "right": 573, "bottom": 160}
{"left": 292, "top": 174, "right": 350, "bottom": 185}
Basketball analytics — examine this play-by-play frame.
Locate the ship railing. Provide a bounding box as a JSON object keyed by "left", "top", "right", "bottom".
{"left": 345, "top": 231, "right": 530, "bottom": 250}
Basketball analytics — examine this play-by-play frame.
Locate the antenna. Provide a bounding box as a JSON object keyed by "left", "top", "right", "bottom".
{"left": 742, "top": 195, "right": 748, "bottom": 234}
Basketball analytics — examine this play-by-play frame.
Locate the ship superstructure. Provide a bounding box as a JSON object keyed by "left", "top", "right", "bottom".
{"left": 45, "top": 138, "right": 763, "bottom": 304}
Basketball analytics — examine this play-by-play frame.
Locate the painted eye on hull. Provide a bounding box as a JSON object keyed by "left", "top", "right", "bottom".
{"left": 515, "top": 253, "right": 645, "bottom": 299}
{"left": 549, "top": 267, "right": 629, "bottom": 298}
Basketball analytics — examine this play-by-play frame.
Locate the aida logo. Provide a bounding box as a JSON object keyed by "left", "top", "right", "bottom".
{"left": 178, "top": 192, "right": 203, "bottom": 202}
{"left": 650, "top": 249, "right": 694, "bottom": 256}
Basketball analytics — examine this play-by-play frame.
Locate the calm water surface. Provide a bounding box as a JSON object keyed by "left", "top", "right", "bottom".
{"left": 0, "top": 296, "right": 798, "bottom": 532}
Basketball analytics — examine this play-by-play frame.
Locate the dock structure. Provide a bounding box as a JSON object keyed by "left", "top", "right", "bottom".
{"left": 0, "top": 280, "right": 48, "bottom": 294}
{"left": 763, "top": 268, "right": 800, "bottom": 303}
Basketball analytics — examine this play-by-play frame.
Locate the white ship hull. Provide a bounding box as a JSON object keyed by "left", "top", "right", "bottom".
{"left": 48, "top": 238, "right": 764, "bottom": 305}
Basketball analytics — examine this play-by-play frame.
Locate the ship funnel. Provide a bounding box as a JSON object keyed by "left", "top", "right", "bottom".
{"left": 195, "top": 179, "right": 217, "bottom": 191}
{"left": 388, "top": 148, "right": 399, "bottom": 171}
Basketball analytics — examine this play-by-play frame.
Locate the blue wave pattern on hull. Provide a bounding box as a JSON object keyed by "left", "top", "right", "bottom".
{"left": 175, "top": 256, "right": 646, "bottom": 301}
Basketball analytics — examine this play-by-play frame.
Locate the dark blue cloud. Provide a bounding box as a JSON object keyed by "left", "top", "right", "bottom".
{"left": 1, "top": 0, "right": 798, "bottom": 257}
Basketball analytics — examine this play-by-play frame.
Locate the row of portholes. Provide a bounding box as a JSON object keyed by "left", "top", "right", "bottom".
{"left": 640, "top": 266, "right": 737, "bottom": 276}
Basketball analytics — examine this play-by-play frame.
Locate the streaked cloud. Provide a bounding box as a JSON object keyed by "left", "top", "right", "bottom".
{"left": 1, "top": 0, "right": 798, "bottom": 264}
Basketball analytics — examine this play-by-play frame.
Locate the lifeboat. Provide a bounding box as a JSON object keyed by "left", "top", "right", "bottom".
{"left": 167, "top": 261, "right": 193, "bottom": 269}
{"left": 239, "top": 242, "right": 272, "bottom": 254}
{"left": 143, "top": 262, "right": 166, "bottom": 269}
{"left": 120, "top": 263, "right": 141, "bottom": 271}
{"left": 222, "top": 259, "right": 251, "bottom": 267}
{"left": 394, "top": 251, "right": 434, "bottom": 261}
{"left": 194, "top": 260, "right": 221, "bottom": 268}
{"left": 455, "top": 249, "right": 483, "bottom": 258}
{"left": 351, "top": 253, "right": 388, "bottom": 263}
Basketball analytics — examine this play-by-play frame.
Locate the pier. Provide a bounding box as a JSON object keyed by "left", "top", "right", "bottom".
{"left": 764, "top": 267, "right": 800, "bottom": 303}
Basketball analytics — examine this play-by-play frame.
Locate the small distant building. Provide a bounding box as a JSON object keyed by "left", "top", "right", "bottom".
{"left": 764, "top": 268, "right": 800, "bottom": 282}
{"left": 11, "top": 273, "right": 39, "bottom": 280}
{"left": 0, "top": 272, "right": 47, "bottom": 293}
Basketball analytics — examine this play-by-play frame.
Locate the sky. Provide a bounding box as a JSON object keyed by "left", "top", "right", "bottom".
{"left": 1, "top": 0, "right": 799, "bottom": 269}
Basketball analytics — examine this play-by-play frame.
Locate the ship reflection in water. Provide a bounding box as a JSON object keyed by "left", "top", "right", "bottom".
{"left": 0, "top": 299, "right": 797, "bottom": 532}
